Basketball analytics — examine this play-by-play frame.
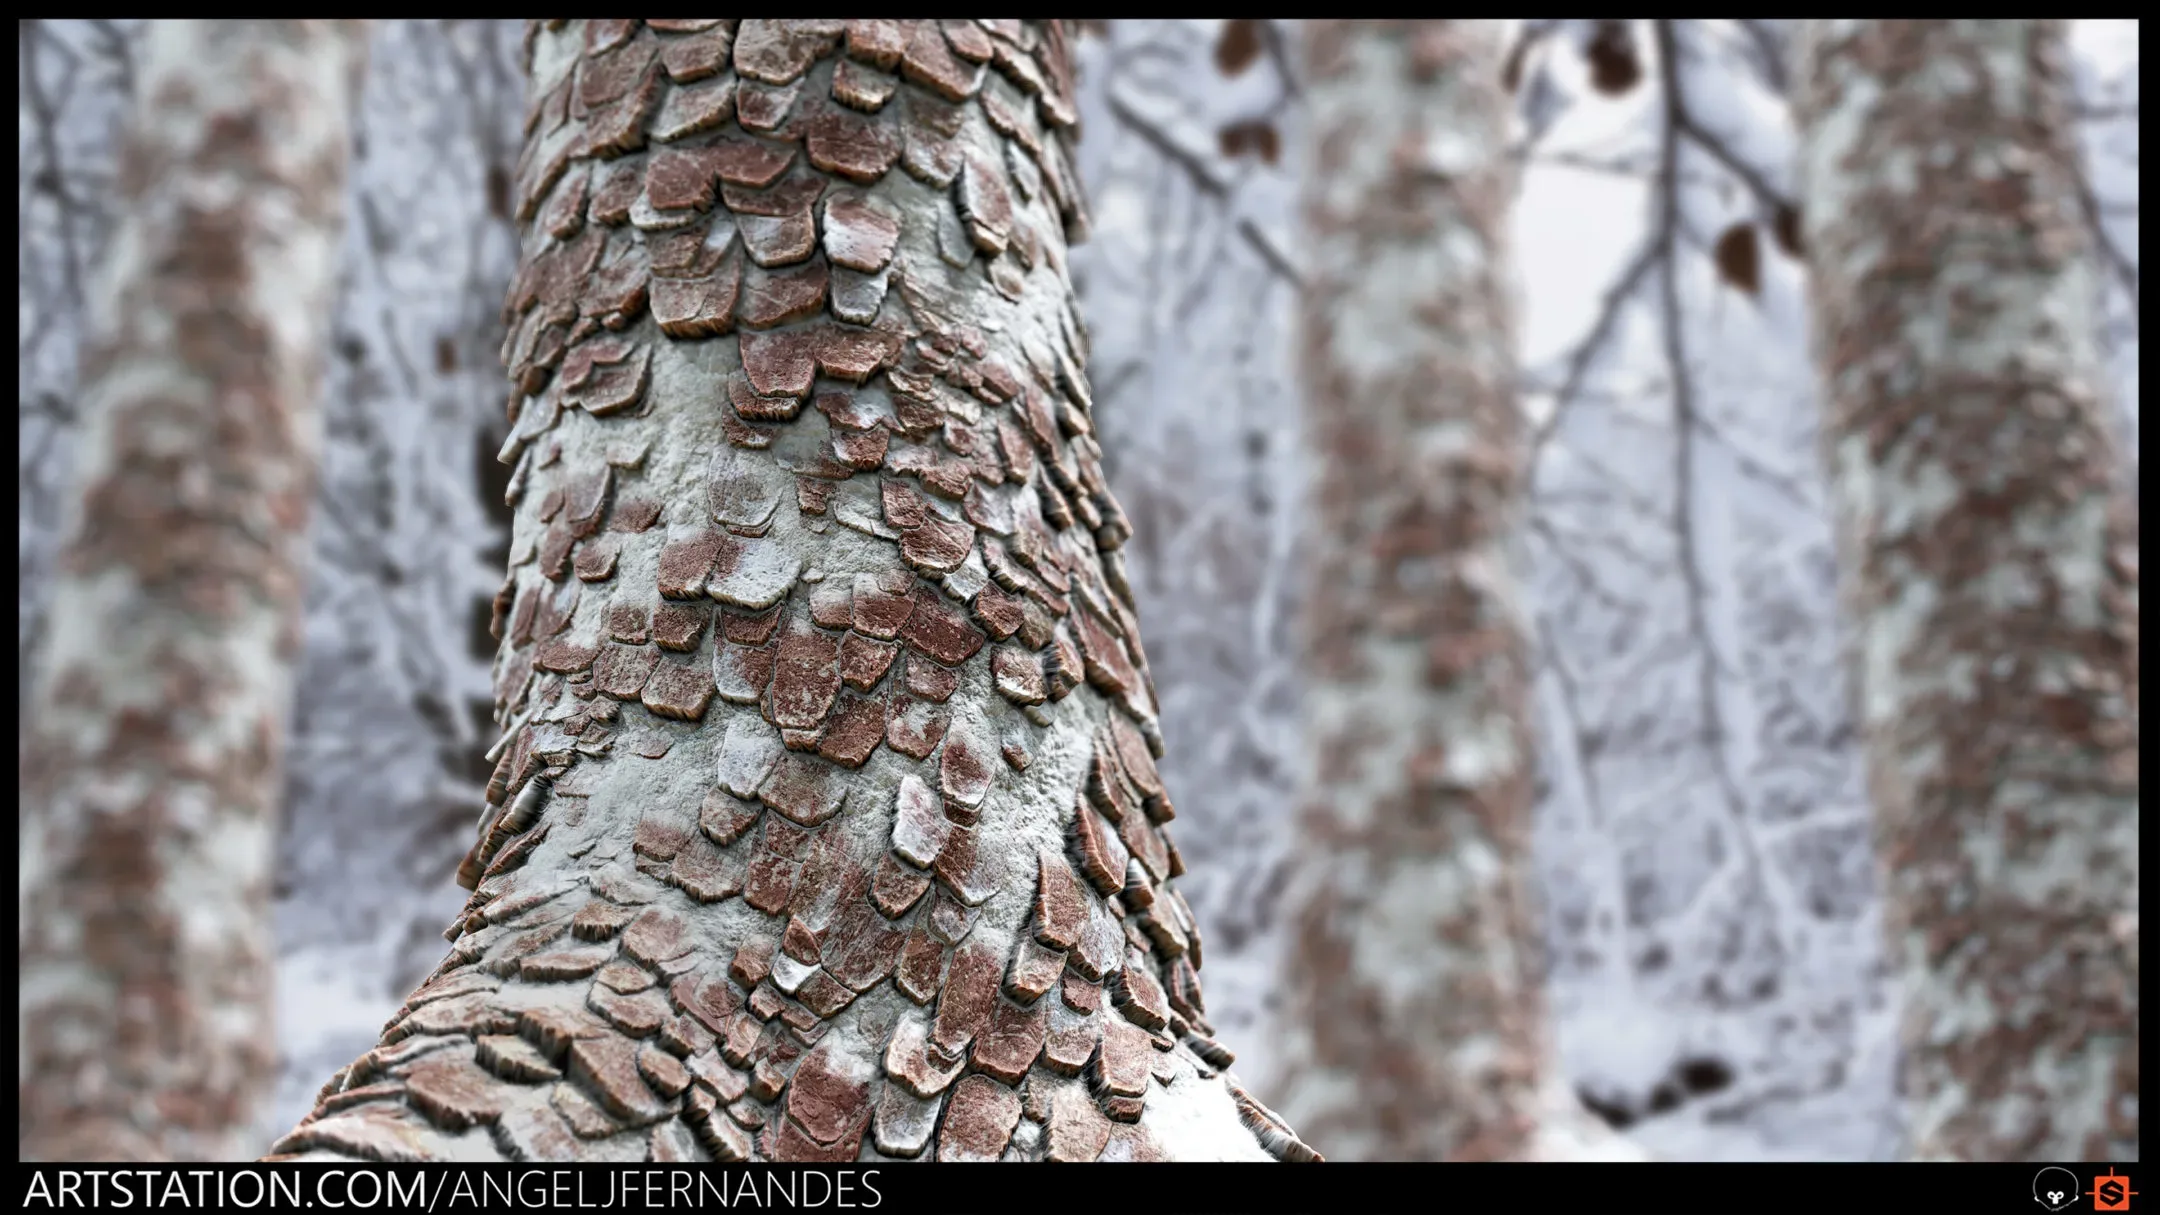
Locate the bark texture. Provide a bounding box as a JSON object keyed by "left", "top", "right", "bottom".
{"left": 1797, "top": 19, "right": 2139, "bottom": 1162}
{"left": 272, "top": 19, "right": 1314, "bottom": 1165}
{"left": 1274, "top": 20, "right": 1552, "bottom": 1161}
{"left": 18, "top": 19, "right": 369, "bottom": 1162}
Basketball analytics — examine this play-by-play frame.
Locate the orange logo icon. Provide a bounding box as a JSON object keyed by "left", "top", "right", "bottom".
{"left": 2090, "top": 1170, "right": 2137, "bottom": 1212}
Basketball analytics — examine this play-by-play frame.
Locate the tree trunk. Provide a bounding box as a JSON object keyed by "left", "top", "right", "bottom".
{"left": 272, "top": 19, "right": 1315, "bottom": 1165}
{"left": 1797, "top": 19, "right": 2139, "bottom": 1162}
{"left": 18, "top": 19, "right": 368, "bottom": 1162}
{"left": 1273, "top": 20, "right": 1560, "bottom": 1162}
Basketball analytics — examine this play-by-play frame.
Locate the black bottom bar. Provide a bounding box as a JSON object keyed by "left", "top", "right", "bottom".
{"left": 16, "top": 1161, "right": 2141, "bottom": 1215}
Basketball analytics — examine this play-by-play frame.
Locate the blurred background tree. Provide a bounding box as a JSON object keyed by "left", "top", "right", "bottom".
{"left": 18, "top": 18, "right": 369, "bottom": 1161}
{"left": 1797, "top": 18, "right": 2139, "bottom": 1162}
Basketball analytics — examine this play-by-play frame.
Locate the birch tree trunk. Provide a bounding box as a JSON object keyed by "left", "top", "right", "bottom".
{"left": 1272, "top": 20, "right": 1563, "bottom": 1162}
{"left": 18, "top": 19, "right": 368, "bottom": 1162}
{"left": 1797, "top": 19, "right": 2139, "bottom": 1162}
{"left": 272, "top": 19, "right": 1315, "bottom": 1165}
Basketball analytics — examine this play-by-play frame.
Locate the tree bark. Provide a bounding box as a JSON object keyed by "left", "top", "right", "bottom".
{"left": 18, "top": 19, "right": 368, "bottom": 1162}
{"left": 1797, "top": 19, "right": 2139, "bottom": 1162}
{"left": 1273, "top": 20, "right": 1559, "bottom": 1162}
{"left": 272, "top": 19, "right": 1315, "bottom": 1164}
